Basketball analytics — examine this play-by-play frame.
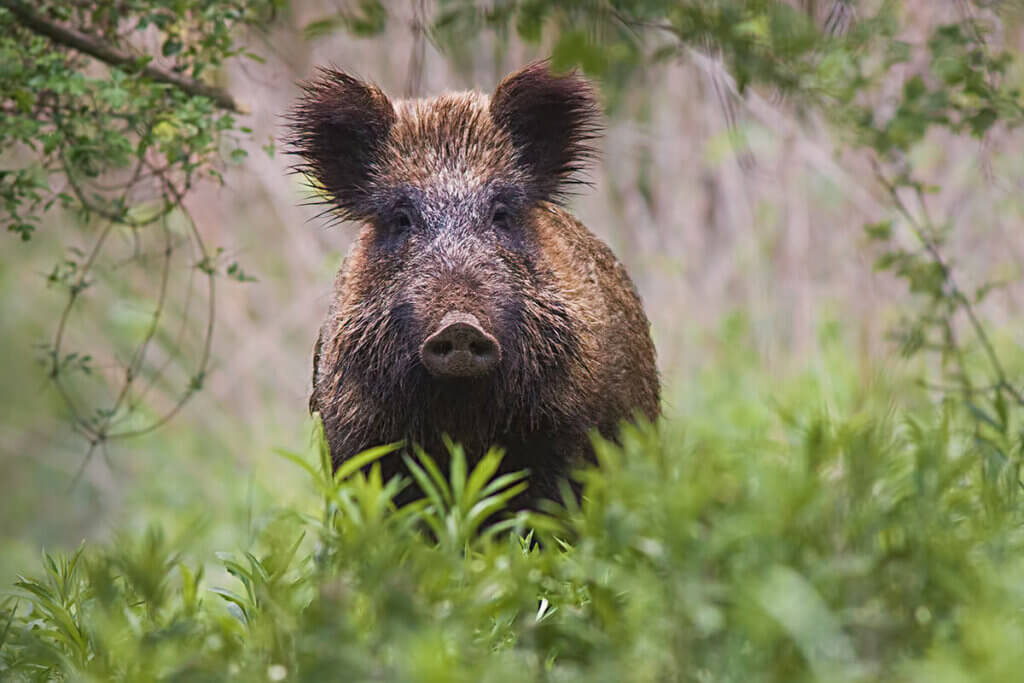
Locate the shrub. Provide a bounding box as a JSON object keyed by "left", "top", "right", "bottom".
{"left": 4, "top": 353, "right": 1024, "bottom": 682}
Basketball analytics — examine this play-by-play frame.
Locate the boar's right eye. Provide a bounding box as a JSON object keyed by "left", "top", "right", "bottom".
{"left": 377, "top": 207, "right": 415, "bottom": 248}
{"left": 491, "top": 204, "right": 511, "bottom": 230}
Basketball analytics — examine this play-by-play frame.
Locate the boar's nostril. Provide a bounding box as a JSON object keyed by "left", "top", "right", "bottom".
{"left": 431, "top": 339, "right": 454, "bottom": 357}
{"left": 420, "top": 312, "right": 501, "bottom": 378}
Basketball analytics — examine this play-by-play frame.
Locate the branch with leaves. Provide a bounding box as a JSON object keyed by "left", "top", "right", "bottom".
{"left": 0, "top": 0, "right": 246, "bottom": 113}
{"left": 1, "top": 0, "right": 277, "bottom": 464}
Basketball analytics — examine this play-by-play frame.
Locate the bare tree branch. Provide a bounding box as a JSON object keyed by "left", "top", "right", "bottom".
{"left": 1, "top": 0, "right": 247, "bottom": 113}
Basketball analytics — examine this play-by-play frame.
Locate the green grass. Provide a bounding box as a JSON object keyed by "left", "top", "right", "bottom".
{"left": 3, "top": 322, "right": 1024, "bottom": 682}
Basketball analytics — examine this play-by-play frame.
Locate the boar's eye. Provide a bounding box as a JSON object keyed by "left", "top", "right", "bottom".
{"left": 491, "top": 204, "right": 511, "bottom": 230}
{"left": 377, "top": 206, "right": 415, "bottom": 248}
{"left": 390, "top": 208, "right": 414, "bottom": 234}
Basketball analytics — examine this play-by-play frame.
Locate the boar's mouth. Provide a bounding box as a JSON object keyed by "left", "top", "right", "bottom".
{"left": 419, "top": 311, "right": 501, "bottom": 379}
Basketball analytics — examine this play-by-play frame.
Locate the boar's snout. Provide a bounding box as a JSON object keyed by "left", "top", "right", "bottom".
{"left": 420, "top": 311, "right": 501, "bottom": 378}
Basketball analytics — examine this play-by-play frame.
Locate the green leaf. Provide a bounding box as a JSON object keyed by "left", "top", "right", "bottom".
{"left": 552, "top": 30, "right": 609, "bottom": 77}
{"left": 274, "top": 448, "right": 319, "bottom": 481}
{"left": 162, "top": 39, "right": 183, "bottom": 57}
{"left": 515, "top": 2, "right": 547, "bottom": 43}
{"left": 335, "top": 442, "right": 403, "bottom": 483}
{"left": 755, "top": 566, "right": 858, "bottom": 677}
{"left": 209, "top": 587, "right": 251, "bottom": 624}
{"left": 464, "top": 447, "right": 505, "bottom": 508}
{"left": 303, "top": 17, "right": 342, "bottom": 40}
{"left": 873, "top": 250, "right": 903, "bottom": 272}
{"left": 404, "top": 451, "right": 449, "bottom": 510}
{"left": 346, "top": 0, "right": 387, "bottom": 37}
{"left": 864, "top": 220, "right": 893, "bottom": 241}
{"left": 967, "top": 108, "right": 998, "bottom": 137}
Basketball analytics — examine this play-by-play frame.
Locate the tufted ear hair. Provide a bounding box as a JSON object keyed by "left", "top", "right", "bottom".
{"left": 489, "top": 61, "right": 602, "bottom": 202}
{"left": 287, "top": 68, "right": 396, "bottom": 220}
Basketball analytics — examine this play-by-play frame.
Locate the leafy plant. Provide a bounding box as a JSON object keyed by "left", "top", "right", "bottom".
{"left": 5, "top": 367, "right": 1024, "bottom": 680}
{"left": 855, "top": 21, "right": 1024, "bottom": 489}
{"left": 1, "top": 0, "right": 278, "bottom": 461}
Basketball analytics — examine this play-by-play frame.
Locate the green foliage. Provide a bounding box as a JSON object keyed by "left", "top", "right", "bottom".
{"left": 302, "top": 0, "right": 387, "bottom": 40}
{"left": 850, "top": 17, "right": 1024, "bottom": 484}
{"left": 0, "top": 1, "right": 277, "bottom": 239}
{"left": 0, "top": 0, "right": 277, "bottom": 454}
{"left": 405, "top": 0, "right": 840, "bottom": 108}
{"left": 5, "top": 372, "right": 1024, "bottom": 681}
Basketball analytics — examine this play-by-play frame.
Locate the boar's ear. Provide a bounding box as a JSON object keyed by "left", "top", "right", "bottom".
{"left": 490, "top": 61, "right": 601, "bottom": 201}
{"left": 287, "top": 69, "right": 396, "bottom": 220}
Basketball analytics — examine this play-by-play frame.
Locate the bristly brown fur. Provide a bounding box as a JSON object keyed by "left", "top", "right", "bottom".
{"left": 290, "top": 62, "right": 659, "bottom": 511}
{"left": 285, "top": 68, "right": 397, "bottom": 221}
{"left": 286, "top": 60, "right": 601, "bottom": 217}
{"left": 490, "top": 61, "right": 602, "bottom": 202}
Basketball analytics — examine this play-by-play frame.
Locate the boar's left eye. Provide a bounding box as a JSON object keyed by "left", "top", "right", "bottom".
{"left": 491, "top": 204, "right": 511, "bottom": 230}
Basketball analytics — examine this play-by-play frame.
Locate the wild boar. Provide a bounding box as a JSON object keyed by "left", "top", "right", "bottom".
{"left": 289, "top": 62, "right": 659, "bottom": 508}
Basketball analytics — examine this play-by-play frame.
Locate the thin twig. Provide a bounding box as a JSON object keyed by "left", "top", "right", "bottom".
{"left": 98, "top": 213, "right": 175, "bottom": 436}
{"left": 107, "top": 172, "right": 216, "bottom": 440}
{"left": 67, "top": 439, "right": 98, "bottom": 493}
{"left": 1, "top": 0, "right": 247, "bottom": 113}
{"left": 404, "top": 0, "right": 427, "bottom": 98}
{"left": 872, "top": 159, "right": 1024, "bottom": 407}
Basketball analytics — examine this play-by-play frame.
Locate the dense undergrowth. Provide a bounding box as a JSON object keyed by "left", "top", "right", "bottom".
{"left": 4, "top": 327, "right": 1024, "bottom": 683}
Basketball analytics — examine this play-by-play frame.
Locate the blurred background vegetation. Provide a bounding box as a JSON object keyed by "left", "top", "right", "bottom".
{"left": 2, "top": 0, "right": 1024, "bottom": 680}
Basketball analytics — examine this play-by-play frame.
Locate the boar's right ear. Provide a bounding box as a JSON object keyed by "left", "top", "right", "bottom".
{"left": 490, "top": 61, "right": 601, "bottom": 202}
{"left": 287, "top": 69, "right": 396, "bottom": 220}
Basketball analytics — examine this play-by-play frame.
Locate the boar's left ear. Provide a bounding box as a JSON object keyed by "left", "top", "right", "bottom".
{"left": 286, "top": 68, "right": 396, "bottom": 220}
{"left": 490, "top": 61, "right": 602, "bottom": 202}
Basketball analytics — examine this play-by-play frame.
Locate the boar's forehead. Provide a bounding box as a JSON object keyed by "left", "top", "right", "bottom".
{"left": 380, "top": 93, "right": 528, "bottom": 195}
